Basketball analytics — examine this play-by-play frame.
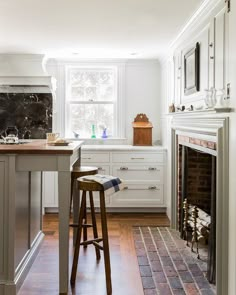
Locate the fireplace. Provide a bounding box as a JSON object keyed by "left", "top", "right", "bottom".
{"left": 171, "top": 113, "right": 229, "bottom": 295}
{"left": 177, "top": 137, "right": 216, "bottom": 283}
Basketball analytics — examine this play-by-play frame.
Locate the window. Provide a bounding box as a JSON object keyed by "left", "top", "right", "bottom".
{"left": 65, "top": 65, "right": 119, "bottom": 138}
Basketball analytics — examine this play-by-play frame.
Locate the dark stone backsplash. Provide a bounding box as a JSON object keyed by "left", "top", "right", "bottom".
{"left": 0, "top": 92, "right": 52, "bottom": 139}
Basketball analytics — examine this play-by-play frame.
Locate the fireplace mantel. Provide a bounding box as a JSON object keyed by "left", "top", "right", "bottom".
{"left": 171, "top": 112, "right": 229, "bottom": 295}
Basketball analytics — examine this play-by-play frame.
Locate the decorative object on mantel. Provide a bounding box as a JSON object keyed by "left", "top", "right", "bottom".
{"left": 186, "top": 105, "right": 194, "bottom": 111}
{"left": 176, "top": 105, "right": 185, "bottom": 112}
{"left": 194, "top": 105, "right": 204, "bottom": 110}
{"left": 132, "top": 113, "right": 152, "bottom": 146}
{"left": 169, "top": 103, "right": 175, "bottom": 113}
{"left": 204, "top": 87, "right": 216, "bottom": 108}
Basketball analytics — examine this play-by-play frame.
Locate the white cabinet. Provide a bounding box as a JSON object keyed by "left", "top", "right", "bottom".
{"left": 43, "top": 146, "right": 166, "bottom": 211}
{"left": 81, "top": 147, "right": 166, "bottom": 209}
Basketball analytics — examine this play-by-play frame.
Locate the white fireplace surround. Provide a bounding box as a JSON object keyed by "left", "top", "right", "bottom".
{"left": 171, "top": 111, "right": 229, "bottom": 295}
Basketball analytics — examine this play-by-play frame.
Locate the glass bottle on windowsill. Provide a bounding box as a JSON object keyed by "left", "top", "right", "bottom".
{"left": 91, "top": 124, "right": 96, "bottom": 138}
{"left": 101, "top": 128, "right": 108, "bottom": 139}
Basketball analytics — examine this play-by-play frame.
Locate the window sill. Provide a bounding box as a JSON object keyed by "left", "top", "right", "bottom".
{"left": 67, "top": 137, "right": 128, "bottom": 145}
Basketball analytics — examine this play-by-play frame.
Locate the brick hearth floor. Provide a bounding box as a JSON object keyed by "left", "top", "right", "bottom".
{"left": 133, "top": 227, "right": 216, "bottom": 295}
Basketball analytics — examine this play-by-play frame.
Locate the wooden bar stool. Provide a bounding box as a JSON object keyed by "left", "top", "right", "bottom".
{"left": 70, "top": 166, "right": 98, "bottom": 245}
{"left": 70, "top": 178, "right": 112, "bottom": 295}
{"left": 70, "top": 166, "right": 99, "bottom": 212}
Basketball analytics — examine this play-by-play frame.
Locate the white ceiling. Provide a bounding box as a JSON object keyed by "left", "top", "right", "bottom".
{"left": 0, "top": 0, "right": 204, "bottom": 59}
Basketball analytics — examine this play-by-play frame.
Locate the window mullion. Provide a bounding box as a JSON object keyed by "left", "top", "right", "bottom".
{"left": 68, "top": 100, "right": 114, "bottom": 105}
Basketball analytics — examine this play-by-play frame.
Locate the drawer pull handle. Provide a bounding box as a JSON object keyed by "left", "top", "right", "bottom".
{"left": 82, "top": 157, "right": 92, "bottom": 160}
{"left": 124, "top": 186, "right": 128, "bottom": 190}
{"left": 98, "top": 167, "right": 103, "bottom": 170}
{"left": 148, "top": 167, "right": 157, "bottom": 170}
{"left": 131, "top": 157, "right": 145, "bottom": 160}
{"left": 148, "top": 186, "right": 157, "bottom": 190}
{"left": 120, "top": 167, "right": 128, "bottom": 170}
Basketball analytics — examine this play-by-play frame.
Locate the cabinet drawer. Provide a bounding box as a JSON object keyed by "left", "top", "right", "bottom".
{"left": 111, "top": 183, "right": 164, "bottom": 207}
{"left": 81, "top": 152, "right": 110, "bottom": 163}
{"left": 113, "top": 165, "right": 163, "bottom": 182}
{"left": 112, "top": 152, "right": 164, "bottom": 163}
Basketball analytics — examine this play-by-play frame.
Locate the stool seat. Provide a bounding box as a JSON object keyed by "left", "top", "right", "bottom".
{"left": 70, "top": 166, "right": 98, "bottom": 213}
{"left": 72, "top": 166, "right": 98, "bottom": 177}
{"left": 76, "top": 178, "right": 105, "bottom": 192}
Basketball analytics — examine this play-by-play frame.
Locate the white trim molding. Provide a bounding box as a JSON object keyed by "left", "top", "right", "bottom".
{"left": 171, "top": 112, "right": 229, "bottom": 295}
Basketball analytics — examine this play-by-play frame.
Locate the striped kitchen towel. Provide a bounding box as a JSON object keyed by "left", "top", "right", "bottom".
{"left": 80, "top": 174, "right": 125, "bottom": 196}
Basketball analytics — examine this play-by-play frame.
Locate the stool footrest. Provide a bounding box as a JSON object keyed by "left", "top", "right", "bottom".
{"left": 70, "top": 223, "right": 93, "bottom": 228}
{"left": 80, "top": 238, "right": 103, "bottom": 246}
{"left": 93, "top": 241, "right": 104, "bottom": 251}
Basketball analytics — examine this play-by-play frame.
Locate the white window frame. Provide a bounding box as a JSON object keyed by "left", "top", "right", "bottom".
{"left": 64, "top": 61, "right": 125, "bottom": 139}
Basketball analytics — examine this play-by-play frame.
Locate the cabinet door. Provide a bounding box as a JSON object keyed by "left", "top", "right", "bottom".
{"left": 214, "top": 6, "right": 228, "bottom": 91}
{"left": 43, "top": 172, "right": 58, "bottom": 207}
{"left": 113, "top": 165, "right": 163, "bottom": 183}
{"left": 111, "top": 183, "right": 164, "bottom": 207}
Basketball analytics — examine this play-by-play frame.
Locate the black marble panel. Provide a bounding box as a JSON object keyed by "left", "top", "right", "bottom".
{"left": 0, "top": 92, "right": 52, "bottom": 139}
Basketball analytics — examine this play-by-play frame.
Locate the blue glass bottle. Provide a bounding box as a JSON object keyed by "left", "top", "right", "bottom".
{"left": 101, "top": 128, "right": 108, "bottom": 138}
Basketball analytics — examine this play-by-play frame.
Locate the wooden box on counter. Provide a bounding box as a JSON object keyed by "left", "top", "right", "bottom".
{"left": 132, "top": 113, "right": 153, "bottom": 146}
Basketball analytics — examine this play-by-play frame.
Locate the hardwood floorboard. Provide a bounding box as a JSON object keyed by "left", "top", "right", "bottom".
{"left": 19, "top": 213, "right": 169, "bottom": 295}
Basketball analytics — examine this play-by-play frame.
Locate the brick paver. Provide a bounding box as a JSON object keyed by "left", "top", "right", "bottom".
{"left": 133, "top": 226, "right": 216, "bottom": 295}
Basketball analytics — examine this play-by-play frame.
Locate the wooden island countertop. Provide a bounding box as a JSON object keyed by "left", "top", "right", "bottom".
{"left": 0, "top": 140, "right": 84, "bottom": 154}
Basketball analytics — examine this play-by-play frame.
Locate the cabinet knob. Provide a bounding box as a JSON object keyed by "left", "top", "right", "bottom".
{"left": 124, "top": 186, "right": 128, "bottom": 190}
{"left": 148, "top": 186, "right": 157, "bottom": 190}
{"left": 120, "top": 167, "right": 128, "bottom": 170}
{"left": 131, "top": 157, "right": 144, "bottom": 160}
{"left": 210, "top": 56, "right": 214, "bottom": 59}
{"left": 209, "top": 42, "right": 213, "bottom": 47}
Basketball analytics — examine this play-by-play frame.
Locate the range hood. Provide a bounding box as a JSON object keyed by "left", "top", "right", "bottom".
{"left": 0, "top": 54, "right": 56, "bottom": 91}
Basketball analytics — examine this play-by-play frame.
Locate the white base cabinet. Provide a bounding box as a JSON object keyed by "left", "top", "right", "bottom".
{"left": 43, "top": 145, "right": 166, "bottom": 211}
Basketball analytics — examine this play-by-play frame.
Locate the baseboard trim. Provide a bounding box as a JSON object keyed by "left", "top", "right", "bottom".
{"left": 44, "top": 207, "right": 167, "bottom": 214}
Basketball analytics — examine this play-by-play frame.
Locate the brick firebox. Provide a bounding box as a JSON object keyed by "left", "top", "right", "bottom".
{"left": 177, "top": 135, "right": 216, "bottom": 284}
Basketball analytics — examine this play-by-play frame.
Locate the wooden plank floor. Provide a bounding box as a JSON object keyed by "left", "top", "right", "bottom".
{"left": 19, "top": 213, "right": 169, "bottom": 295}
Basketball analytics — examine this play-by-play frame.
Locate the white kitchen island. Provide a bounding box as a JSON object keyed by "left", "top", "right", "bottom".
{"left": 0, "top": 140, "right": 83, "bottom": 295}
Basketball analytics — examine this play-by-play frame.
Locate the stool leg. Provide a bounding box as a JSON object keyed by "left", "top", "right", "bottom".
{"left": 70, "top": 190, "right": 86, "bottom": 285}
{"left": 89, "top": 191, "right": 101, "bottom": 260}
{"left": 82, "top": 193, "right": 87, "bottom": 247}
{"left": 100, "top": 191, "right": 112, "bottom": 295}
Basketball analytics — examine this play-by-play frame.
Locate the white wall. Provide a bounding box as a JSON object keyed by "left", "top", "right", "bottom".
{"left": 46, "top": 59, "right": 161, "bottom": 145}
{"left": 125, "top": 60, "right": 161, "bottom": 144}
